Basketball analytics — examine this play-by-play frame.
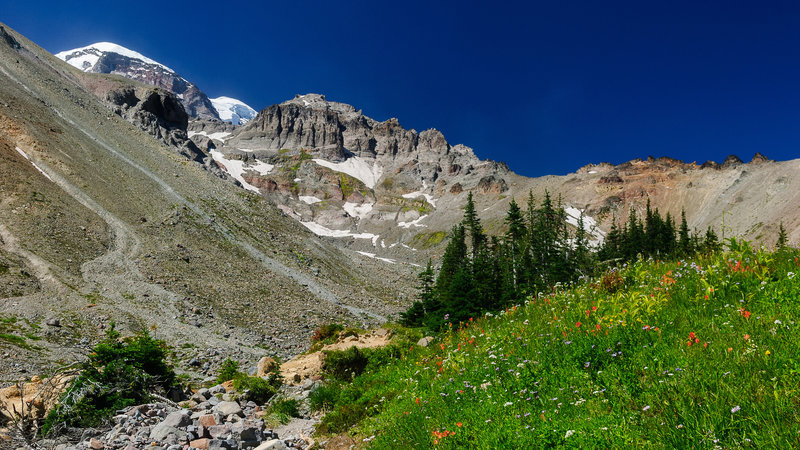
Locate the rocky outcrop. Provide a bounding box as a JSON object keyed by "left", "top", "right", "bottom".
{"left": 105, "top": 86, "right": 206, "bottom": 162}
{"left": 722, "top": 154, "right": 744, "bottom": 169}
{"left": 223, "top": 94, "right": 510, "bottom": 197}
{"left": 0, "top": 375, "right": 73, "bottom": 424}
{"left": 750, "top": 152, "right": 772, "bottom": 164}
{"left": 238, "top": 102, "right": 347, "bottom": 161}
{"left": 208, "top": 94, "right": 515, "bottom": 244}
{"left": 0, "top": 25, "right": 21, "bottom": 50}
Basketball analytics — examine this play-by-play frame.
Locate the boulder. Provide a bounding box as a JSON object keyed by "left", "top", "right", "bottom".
{"left": 208, "top": 439, "right": 237, "bottom": 450}
{"left": 149, "top": 424, "right": 186, "bottom": 442}
{"left": 214, "top": 401, "right": 243, "bottom": 417}
{"left": 417, "top": 336, "right": 434, "bottom": 347}
{"left": 196, "top": 413, "right": 217, "bottom": 427}
{"left": 160, "top": 410, "right": 191, "bottom": 428}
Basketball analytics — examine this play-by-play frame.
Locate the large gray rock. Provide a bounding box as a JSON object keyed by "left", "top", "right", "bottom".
{"left": 214, "top": 401, "right": 243, "bottom": 417}
{"left": 149, "top": 424, "right": 187, "bottom": 442}
{"left": 417, "top": 336, "right": 434, "bottom": 347}
{"left": 160, "top": 410, "right": 191, "bottom": 428}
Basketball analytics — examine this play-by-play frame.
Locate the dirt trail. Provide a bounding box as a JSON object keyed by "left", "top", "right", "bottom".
{"left": 0, "top": 224, "right": 58, "bottom": 286}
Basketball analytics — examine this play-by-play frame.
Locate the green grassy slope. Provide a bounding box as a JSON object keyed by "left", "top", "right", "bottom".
{"left": 318, "top": 242, "right": 800, "bottom": 448}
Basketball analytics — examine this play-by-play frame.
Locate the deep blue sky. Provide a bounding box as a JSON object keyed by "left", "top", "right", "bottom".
{"left": 5, "top": 1, "right": 800, "bottom": 176}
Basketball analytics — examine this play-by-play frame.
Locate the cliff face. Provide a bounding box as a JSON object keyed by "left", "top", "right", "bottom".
{"left": 212, "top": 94, "right": 511, "bottom": 248}
{"left": 227, "top": 94, "right": 509, "bottom": 189}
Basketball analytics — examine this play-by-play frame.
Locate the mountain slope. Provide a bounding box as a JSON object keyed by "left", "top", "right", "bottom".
{"left": 0, "top": 23, "right": 407, "bottom": 381}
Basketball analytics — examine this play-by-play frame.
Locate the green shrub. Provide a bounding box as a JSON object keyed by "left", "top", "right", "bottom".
{"left": 270, "top": 397, "right": 300, "bottom": 423}
{"left": 41, "top": 324, "right": 175, "bottom": 436}
{"left": 339, "top": 327, "right": 361, "bottom": 339}
{"left": 323, "top": 346, "right": 368, "bottom": 381}
{"left": 364, "top": 345, "right": 403, "bottom": 373}
{"left": 232, "top": 375, "right": 276, "bottom": 404}
{"left": 311, "top": 323, "right": 343, "bottom": 343}
{"left": 265, "top": 364, "right": 284, "bottom": 391}
{"left": 315, "top": 378, "right": 395, "bottom": 434}
{"left": 309, "top": 383, "right": 340, "bottom": 412}
{"left": 217, "top": 358, "right": 241, "bottom": 384}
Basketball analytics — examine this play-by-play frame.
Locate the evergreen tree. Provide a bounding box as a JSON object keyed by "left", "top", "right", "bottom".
{"left": 504, "top": 199, "right": 527, "bottom": 295}
{"left": 663, "top": 212, "right": 677, "bottom": 256}
{"left": 431, "top": 224, "right": 468, "bottom": 329}
{"left": 529, "top": 191, "right": 564, "bottom": 289}
{"left": 598, "top": 218, "right": 621, "bottom": 262}
{"left": 644, "top": 199, "right": 657, "bottom": 255}
{"left": 624, "top": 207, "right": 645, "bottom": 260}
{"left": 400, "top": 260, "right": 437, "bottom": 327}
{"left": 463, "top": 192, "right": 485, "bottom": 260}
{"left": 777, "top": 222, "right": 788, "bottom": 248}
{"left": 679, "top": 209, "right": 692, "bottom": 256}
{"left": 703, "top": 227, "right": 721, "bottom": 254}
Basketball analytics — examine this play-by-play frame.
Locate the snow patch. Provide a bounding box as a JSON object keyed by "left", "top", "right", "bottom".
{"left": 299, "top": 196, "right": 322, "bottom": 205}
{"left": 564, "top": 206, "right": 606, "bottom": 246}
{"left": 343, "top": 202, "right": 373, "bottom": 220}
{"left": 249, "top": 160, "right": 273, "bottom": 175}
{"left": 210, "top": 150, "right": 273, "bottom": 192}
{"left": 356, "top": 251, "right": 396, "bottom": 264}
{"left": 14, "top": 147, "right": 52, "bottom": 181}
{"left": 188, "top": 130, "right": 231, "bottom": 142}
{"left": 401, "top": 180, "right": 437, "bottom": 207}
{"left": 398, "top": 215, "right": 428, "bottom": 228}
{"left": 313, "top": 157, "right": 383, "bottom": 189}
{"left": 588, "top": 170, "right": 598, "bottom": 174}
{"left": 300, "top": 221, "right": 380, "bottom": 246}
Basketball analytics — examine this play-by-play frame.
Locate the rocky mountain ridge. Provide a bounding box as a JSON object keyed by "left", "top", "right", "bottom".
{"left": 194, "top": 92, "right": 798, "bottom": 268}
{"left": 197, "top": 93, "right": 511, "bottom": 263}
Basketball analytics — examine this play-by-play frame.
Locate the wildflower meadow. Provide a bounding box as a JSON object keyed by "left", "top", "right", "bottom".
{"left": 313, "top": 241, "right": 800, "bottom": 448}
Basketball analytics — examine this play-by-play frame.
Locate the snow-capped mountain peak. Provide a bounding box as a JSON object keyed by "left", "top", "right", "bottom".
{"left": 54, "top": 42, "right": 258, "bottom": 124}
{"left": 211, "top": 96, "right": 257, "bottom": 125}
{"left": 55, "top": 42, "right": 173, "bottom": 73}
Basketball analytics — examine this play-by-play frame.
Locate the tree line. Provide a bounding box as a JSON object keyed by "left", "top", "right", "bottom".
{"left": 401, "top": 192, "right": 736, "bottom": 331}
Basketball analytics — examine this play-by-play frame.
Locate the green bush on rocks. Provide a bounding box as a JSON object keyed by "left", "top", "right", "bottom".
{"left": 41, "top": 323, "right": 175, "bottom": 436}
